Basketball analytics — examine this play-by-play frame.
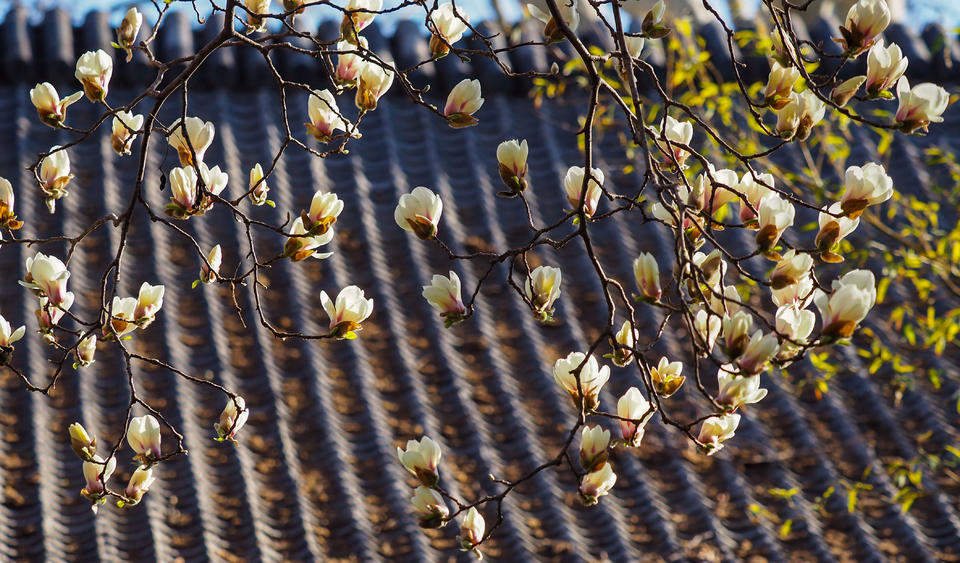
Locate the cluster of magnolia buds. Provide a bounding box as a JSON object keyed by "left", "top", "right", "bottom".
{"left": 104, "top": 282, "right": 165, "bottom": 340}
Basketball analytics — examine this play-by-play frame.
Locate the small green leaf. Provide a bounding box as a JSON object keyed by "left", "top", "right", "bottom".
{"left": 344, "top": 331, "right": 358, "bottom": 340}
{"left": 192, "top": 280, "right": 201, "bottom": 289}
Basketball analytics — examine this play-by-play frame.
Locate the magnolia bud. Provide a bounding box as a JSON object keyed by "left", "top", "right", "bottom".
{"left": 75, "top": 50, "right": 113, "bottom": 102}
{"left": 764, "top": 62, "right": 800, "bottom": 109}
{"left": 29, "top": 83, "right": 83, "bottom": 128}
{"left": 457, "top": 507, "right": 485, "bottom": 554}
{"left": 617, "top": 386, "right": 650, "bottom": 446}
{"left": 248, "top": 163, "right": 270, "bottom": 206}
{"left": 81, "top": 455, "right": 116, "bottom": 501}
{"left": 579, "top": 462, "right": 616, "bottom": 506}
{"left": 716, "top": 366, "right": 768, "bottom": 411}
{"left": 633, "top": 252, "right": 661, "bottom": 301}
{"left": 770, "top": 249, "right": 812, "bottom": 290}
{"left": 775, "top": 303, "right": 815, "bottom": 359}
{"left": 526, "top": 0, "right": 580, "bottom": 43}
{"left": 38, "top": 147, "right": 74, "bottom": 214}
{"left": 69, "top": 422, "right": 97, "bottom": 461}
{"left": 124, "top": 465, "right": 156, "bottom": 505}
{"left": 815, "top": 202, "right": 860, "bottom": 261}
{"left": 215, "top": 395, "right": 250, "bottom": 442}
{"left": 320, "top": 286, "right": 374, "bottom": 339}
{"left": 115, "top": 7, "right": 143, "bottom": 61}
{"left": 168, "top": 117, "right": 215, "bottom": 167}
{"left": 111, "top": 111, "right": 144, "bottom": 155}
{"left": 722, "top": 310, "right": 753, "bottom": 358}
{"left": 610, "top": 320, "right": 636, "bottom": 367}
{"left": 838, "top": 0, "right": 890, "bottom": 55}
{"left": 737, "top": 330, "right": 779, "bottom": 375}
{"left": 755, "top": 194, "right": 795, "bottom": 256}
{"left": 397, "top": 436, "right": 442, "bottom": 487}
{"left": 579, "top": 425, "right": 610, "bottom": 471}
{"left": 694, "top": 309, "right": 721, "bottom": 354}
{"left": 283, "top": 217, "right": 335, "bottom": 262}
{"left": 200, "top": 244, "right": 222, "bottom": 284}
{"left": 525, "top": 266, "right": 562, "bottom": 322}
{"left": 355, "top": 61, "right": 394, "bottom": 111}
{"left": 127, "top": 414, "right": 162, "bottom": 462}
{"left": 306, "top": 89, "right": 350, "bottom": 142}
{"left": 444, "top": 79, "right": 484, "bottom": 128}
{"left": 244, "top": 0, "right": 272, "bottom": 33}
{"left": 395, "top": 186, "right": 442, "bottom": 240}
{"left": 0, "top": 177, "right": 22, "bottom": 232}
{"left": 496, "top": 139, "right": 529, "bottom": 195}
{"left": 410, "top": 486, "right": 449, "bottom": 528}
{"left": 654, "top": 115, "right": 693, "bottom": 168}
{"left": 831, "top": 75, "right": 866, "bottom": 107}
{"left": 75, "top": 334, "right": 97, "bottom": 367}
{"left": 697, "top": 413, "right": 740, "bottom": 455}
{"left": 814, "top": 270, "right": 876, "bottom": 339}
{"left": 340, "top": 0, "right": 382, "bottom": 42}
{"left": 563, "top": 166, "right": 604, "bottom": 218}
{"left": 0, "top": 314, "right": 25, "bottom": 362}
{"left": 305, "top": 190, "right": 344, "bottom": 234}
{"left": 134, "top": 282, "right": 164, "bottom": 326}
{"left": 423, "top": 271, "right": 468, "bottom": 327}
{"left": 840, "top": 162, "right": 893, "bottom": 218}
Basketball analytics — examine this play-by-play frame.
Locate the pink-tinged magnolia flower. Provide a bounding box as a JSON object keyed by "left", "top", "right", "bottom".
{"left": 81, "top": 455, "right": 117, "bottom": 501}
{"left": 831, "top": 75, "right": 866, "bottom": 107}
{"left": 444, "top": 79, "right": 484, "bottom": 128}
{"left": 320, "top": 285, "right": 374, "bottom": 338}
{"left": 838, "top": 0, "right": 890, "bottom": 55}
{"left": 111, "top": 111, "right": 144, "bottom": 155}
{"left": 410, "top": 486, "right": 449, "bottom": 528}
{"left": 115, "top": 7, "right": 142, "bottom": 61}
{"left": 168, "top": 116, "right": 215, "bottom": 166}
{"left": 764, "top": 61, "right": 800, "bottom": 109}
{"left": 334, "top": 39, "right": 368, "bottom": 87}
{"left": 306, "top": 89, "right": 349, "bottom": 142}
{"left": 650, "top": 356, "right": 684, "bottom": 397}
{"left": 814, "top": 269, "right": 876, "bottom": 339}
{"left": 22, "top": 252, "right": 71, "bottom": 306}
{"left": 215, "top": 395, "right": 249, "bottom": 442}
{"left": 457, "top": 507, "right": 485, "bottom": 554}
{"left": 737, "top": 330, "right": 779, "bottom": 374}
{"left": 69, "top": 422, "right": 97, "bottom": 461}
{"left": 579, "top": 425, "right": 610, "bottom": 472}
{"left": 775, "top": 91, "right": 825, "bottom": 141}
{"left": 135, "top": 282, "right": 164, "bottom": 325}
{"left": 395, "top": 186, "right": 442, "bottom": 239}
{"left": 524, "top": 265, "right": 562, "bottom": 322}
{"left": 775, "top": 303, "right": 815, "bottom": 359}
{"left": 0, "top": 314, "right": 25, "bottom": 353}
{"left": 124, "top": 465, "right": 155, "bottom": 505}
{"left": 283, "top": 217, "right": 335, "bottom": 262}
{"left": 770, "top": 249, "right": 812, "bottom": 290}
{"left": 496, "top": 139, "right": 529, "bottom": 195}
{"left": 75, "top": 50, "right": 113, "bottom": 102}
{"left": 397, "top": 436, "right": 442, "bottom": 487}
{"left": 29, "top": 83, "right": 83, "bottom": 128}
{"left": 127, "top": 414, "right": 162, "bottom": 461}
{"left": 865, "top": 40, "right": 907, "bottom": 97}
{"left": 304, "top": 190, "right": 344, "bottom": 234}
{"left": 633, "top": 252, "right": 661, "bottom": 301}
{"left": 527, "top": 0, "right": 579, "bottom": 43}
{"left": 340, "top": 0, "right": 382, "bottom": 41}
{"left": 716, "top": 366, "right": 768, "bottom": 411}
{"left": 422, "top": 271, "right": 467, "bottom": 327}
{"left": 579, "top": 462, "right": 616, "bottom": 506}
{"left": 815, "top": 201, "right": 860, "bottom": 261}
{"left": 248, "top": 163, "right": 270, "bottom": 206}
{"left": 429, "top": 3, "right": 470, "bottom": 58}
{"left": 244, "top": 0, "right": 272, "bottom": 33}
{"left": 36, "top": 293, "right": 75, "bottom": 341}
{"left": 38, "top": 147, "right": 73, "bottom": 213}
{"left": 553, "top": 352, "right": 609, "bottom": 411}
{"left": 735, "top": 172, "right": 774, "bottom": 225}
{"left": 200, "top": 245, "right": 222, "bottom": 284}
{"left": 355, "top": 60, "right": 394, "bottom": 111}
{"left": 76, "top": 334, "right": 97, "bottom": 367}
{"left": 654, "top": 115, "right": 694, "bottom": 168}
{"left": 840, "top": 162, "right": 893, "bottom": 218}
{"left": 894, "top": 77, "right": 949, "bottom": 134}
{"left": 755, "top": 193, "right": 794, "bottom": 255}
{"left": 108, "top": 296, "right": 139, "bottom": 338}
{"left": 610, "top": 320, "right": 636, "bottom": 367}
{"left": 617, "top": 386, "right": 650, "bottom": 446}
{"left": 697, "top": 413, "right": 740, "bottom": 455}
{"left": 0, "top": 177, "right": 22, "bottom": 233}
{"left": 563, "top": 166, "right": 604, "bottom": 218}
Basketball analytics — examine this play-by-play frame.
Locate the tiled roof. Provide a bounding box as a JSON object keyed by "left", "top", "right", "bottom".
{"left": 0, "top": 7, "right": 958, "bottom": 562}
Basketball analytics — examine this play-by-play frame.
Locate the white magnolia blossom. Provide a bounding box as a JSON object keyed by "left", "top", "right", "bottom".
{"left": 527, "top": 0, "right": 580, "bottom": 43}
{"left": 710, "top": 284, "right": 743, "bottom": 317}
{"left": 200, "top": 244, "right": 222, "bottom": 284}
{"left": 248, "top": 163, "right": 270, "bottom": 206}
{"left": 841, "top": 0, "right": 890, "bottom": 54}
{"left": 444, "top": 79, "right": 484, "bottom": 128}
{"left": 335, "top": 38, "right": 369, "bottom": 86}
{"left": 22, "top": 252, "right": 72, "bottom": 306}
{"left": 865, "top": 40, "right": 908, "bottom": 97}
{"left": 127, "top": 414, "right": 162, "bottom": 461}
{"left": 698, "top": 167, "right": 740, "bottom": 217}
{"left": 115, "top": 7, "right": 143, "bottom": 61}
{"left": 215, "top": 395, "right": 249, "bottom": 442}
{"left": 320, "top": 285, "right": 374, "bottom": 337}
{"left": 458, "top": 507, "right": 485, "bottom": 552}
{"left": 756, "top": 194, "right": 795, "bottom": 253}
{"left": 815, "top": 201, "right": 861, "bottom": 258}
{"left": 894, "top": 77, "right": 949, "bottom": 134}
{"left": 496, "top": 139, "right": 529, "bottom": 194}
{"left": 841, "top": 162, "right": 893, "bottom": 217}
{"left": 398, "top": 436, "right": 442, "bottom": 487}
{"left": 697, "top": 413, "right": 740, "bottom": 455}
{"left": 166, "top": 164, "right": 227, "bottom": 218}
{"left": 306, "top": 89, "right": 349, "bottom": 142}
{"left": 124, "top": 465, "right": 156, "bottom": 505}
{"left": 38, "top": 147, "right": 73, "bottom": 213}
{"left": 831, "top": 75, "right": 867, "bottom": 107}
{"left": 423, "top": 271, "right": 467, "bottom": 326}
{"left": 775, "top": 303, "right": 816, "bottom": 358}
{"left": 0, "top": 176, "right": 19, "bottom": 231}
{"left": 579, "top": 462, "right": 616, "bottom": 506}
{"left": 29, "top": 83, "right": 83, "bottom": 127}
{"left": 717, "top": 366, "right": 768, "bottom": 411}
{"left": 81, "top": 455, "right": 117, "bottom": 501}
{"left": 341, "top": 0, "right": 382, "bottom": 39}
{"left": 722, "top": 310, "right": 753, "bottom": 358}
{"left": 135, "top": 282, "right": 164, "bottom": 325}
{"left": 168, "top": 116, "right": 215, "bottom": 166}
{"left": 737, "top": 330, "right": 779, "bottom": 374}
{"left": 395, "top": 186, "right": 442, "bottom": 239}
{"left": 410, "top": 486, "right": 449, "bottom": 528}
{"left": 776, "top": 90, "right": 826, "bottom": 141}
{"left": 109, "top": 296, "right": 140, "bottom": 337}
{"left": 563, "top": 166, "right": 604, "bottom": 218}
{"left": 69, "top": 422, "right": 97, "bottom": 461}
{"left": 111, "top": 111, "right": 144, "bottom": 155}
{"left": 814, "top": 269, "right": 877, "bottom": 338}
{"left": 75, "top": 49, "right": 113, "bottom": 102}
{"left": 553, "top": 352, "right": 610, "bottom": 410}
{"left": 691, "top": 249, "right": 727, "bottom": 290}
{"left": 764, "top": 61, "right": 800, "bottom": 107}
{"left": 694, "top": 308, "right": 722, "bottom": 353}
{"left": 650, "top": 356, "right": 685, "bottom": 398}
{"left": 305, "top": 190, "right": 344, "bottom": 234}
{"left": 654, "top": 115, "right": 694, "bottom": 168}
{"left": 611, "top": 320, "right": 636, "bottom": 367}
{"left": 0, "top": 314, "right": 25, "bottom": 349}
{"left": 284, "top": 217, "right": 335, "bottom": 262}
{"left": 624, "top": 36, "right": 645, "bottom": 59}
{"left": 633, "top": 252, "right": 661, "bottom": 301}
{"left": 579, "top": 425, "right": 610, "bottom": 471}
{"left": 735, "top": 172, "right": 774, "bottom": 224}
{"left": 76, "top": 333, "right": 97, "bottom": 367}
{"left": 525, "top": 265, "right": 562, "bottom": 321}
{"left": 617, "top": 386, "right": 650, "bottom": 446}
{"left": 770, "top": 249, "right": 812, "bottom": 290}
{"left": 244, "top": 0, "right": 272, "bottom": 32}
{"left": 355, "top": 60, "right": 394, "bottom": 111}
{"left": 429, "top": 3, "right": 470, "bottom": 57}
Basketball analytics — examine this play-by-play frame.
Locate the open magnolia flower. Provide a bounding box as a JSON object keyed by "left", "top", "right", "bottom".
{"left": 716, "top": 366, "right": 768, "bottom": 411}
{"left": 114, "top": 7, "right": 142, "bottom": 61}
{"left": 321, "top": 285, "right": 374, "bottom": 338}
{"left": 411, "top": 486, "right": 448, "bottom": 529}
{"left": 38, "top": 147, "right": 73, "bottom": 214}
{"left": 335, "top": 38, "right": 368, "bottom": 87}
{"left": 840, "top": 162, "right": 893, "bottom": 218}
{"left": 694, "top": 308, "right": 722, "bottom": 353}
{"left": 283, "top": 217, "right": 335, "bottom": 261}
{"left": 165, "top": 164, "right": 228, "bottom": 219}
{"left": 722, "top": 310, "right": 753, "bottom": 358}
{"left": 111, "top": 111, "right": 144, "bottom": 155}
{"left": 653, "top": 115, "right": 693, "bottom": 168}
{"left": 814, "top": 269, "right": 876, "bottom": 339}
{"left": 304, "top": 190, "right": 344, "bottom": 234}
{"left": 837, "top": 0, "right": 890, "bottom": 55}
{"left": 496, "top": 139, "right": 529, "bottom": 195}
{"left": 755, "top": 193, "right": 795, "bottom": 256}
{"left": 429, "top": 3, "right": 470, "bottom": 58}
{"left": 108, "top": 296, "right": 140, "bottom": 338}
{"left": 650, "top": 356, "right": 684, "bottom": 397}
{"left": 30, "top": 83, "right": 83, "bottom": 128}
{"left": 735, "top": 172, "right": 774, "bottom": 225}
{"left": 168, "top": 116, "right": 216, "bottom": 167}
{"left": 894, "top": 77, "right": 949, "bottom": 134}
{"left": 775, "top": 303, "right": 816, "bottom": 359}
{"left": 444, "top": 79, "right": 484, "bottom": 128}
{"left": 340, "top": 0, "right": 382, "bottom": 42}
{"left": 397, "top": 436, "right": 442, "bottom": 487}
{"left": 775, "top": 90, "right": 825, "bottom": 141}
{"left": 736, "top": 330, "right": 779, "bottom": 374}
{"left": 865, "top": 40, "right": 908, "bottom": 98}
{"left": 306, "top": 89, "right": 350, "bottom": 142}
{"left": 422, "top": 271, "right": 468, "bottom": 327}
{"left": 525, "top": 265, "right": 562, "bottom": 322}
{"left": 215, "top": 395, "right": 249, "bottom": 442}
{"left": 135, "top": 283, "right": 164, "bottom": 326}
{"left": 127, "top": 414, "right": 162, "bottom": 462}
{"left": 0, "top": 313, "right": 25, "bottom": 363}
{"left": 579, "top": 425, "right": 610, "bottom": 472}
{"left": 770, "top": 249, "right": 813, "bottom": 290}
{"left": 563, "top": 166, "right": 604, "bottom": 218}
{"left": 697, "top": 413, "right": 740, "bottom": 455}
{"left": 815, "top": 201, "right": 861, "bottom": 261}
{"left": 75, "top": 49, "right": 113, "bottom": 102}
{"left": 527, "top": 0, "right": 579, "bottom": 43}
{"left": 579, "top": 462, "right": 616, "bottom": 506}
{"left": 553, "top": 352, "right": 609, "bottom": 411}
{"left": 764, "top": 62, "right": 800, "bottom": 109}
{"left": 0, "top": 177, "right": 21, "bottom": 233}
{"left": 617, "top": 387, "right": 650, "bottom": 446}
{"left": 22, "top": 252, "right": 71, "bottom": 306}
{"left": 395, "top": 186, "right": 442, "bottom": 240}
{"left": 356, "top": 60, "right": 394, "bottom": 111}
